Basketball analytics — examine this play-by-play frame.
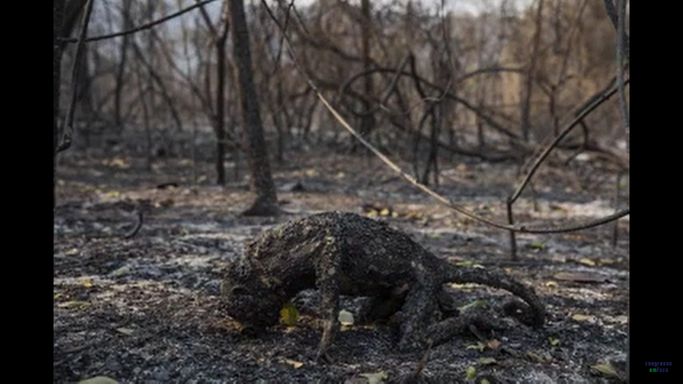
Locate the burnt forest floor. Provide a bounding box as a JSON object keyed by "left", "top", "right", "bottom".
{"left": 54, "top": 136, "right": 629, "bottom": 383}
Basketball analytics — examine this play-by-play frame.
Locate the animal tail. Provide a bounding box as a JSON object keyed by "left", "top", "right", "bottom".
{"left": 445, "top": 263, "right": 546, "bottom": 327}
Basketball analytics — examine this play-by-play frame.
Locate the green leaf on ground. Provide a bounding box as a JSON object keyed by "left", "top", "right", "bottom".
{"left": 280, "top": 302, "right": 299, "bottom": 326}
{"left": 466, "top": 366, "right": 477, "bottom": 380}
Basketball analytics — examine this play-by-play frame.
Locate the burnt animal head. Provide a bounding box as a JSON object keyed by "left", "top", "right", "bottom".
{"left": 222, "top": 260, "right": 282, "bottom": 331}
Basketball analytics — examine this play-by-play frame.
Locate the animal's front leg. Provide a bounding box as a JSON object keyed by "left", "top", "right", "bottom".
{"left": 396, "top": 285, "right": 440, "bottom": 351}
{"left": 315, "top": 234, "right": 342, "bottom": 362}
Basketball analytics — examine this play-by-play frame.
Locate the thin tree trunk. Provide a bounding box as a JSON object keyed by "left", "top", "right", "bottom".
{"left": 215, "top": 22, "right": 229, "bottom": 185}
{"left": 228, "top": 0, "right": 279, "bottom": 216}
{"left": 359, "top": 0, "right": 374, "bottom": 148}
{"left": 520, "top": 0, "right": 545, "bottom": 143}
{"left": 54, "top": 0, "right": 66, "bottom": 208}
{"left": 114, "top": 0, "right": 133, "bottom": 131}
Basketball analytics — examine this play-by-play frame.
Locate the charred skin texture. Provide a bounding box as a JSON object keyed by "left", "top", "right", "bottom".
{"left": 222, "top": 212, "right": 545, "bottom": 360}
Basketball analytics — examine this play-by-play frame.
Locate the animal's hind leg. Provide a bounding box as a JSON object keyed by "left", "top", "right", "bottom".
{"left": 314, "top": 232, "right": 342, "bottom": 362}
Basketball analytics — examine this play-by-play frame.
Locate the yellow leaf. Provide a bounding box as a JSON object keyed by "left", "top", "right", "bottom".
{"left": 450, "top": 283, "right": 476, "bottom": 290}
{"left": 108, "top": 158, "right": 128, "bottom": 168}
{"left": 544, "top": 281, "right": 558, "bottom": 288}
{"left": 591, "top": 362, "right": 620, "bottom": 378}
{"left": 79, "top": 377, "right": 118, "bottom": 384}
{"left": 304, "top": 169, "right": 318, "bottom": 177}
{"left": 103, "top": 190, "right": 121, "bottom": 199}
{"left": 54, "top": 293, "right": 64, "bottom": 300}
{"left": 391, "top": 211, "right": 399, "bottom": 218}
{"left": 57, "top": 301, "right": 90, "bottom": 309}
{"left": 65, "top": 248, "right": 80, "bottom": 256}
{"left": 578, "top": 258, "right": 596, "bottom": 266}
{"left": 280, "top": 302, "right": 299, "bottom": 326}
{"left": 116, "top": 328, "right": 135, "bottom": 336}
{"left": 572, "top": 314, "right": 590, "bottom": 321}
{"left": 80, "top": 277, "right": 93, "bottom": 288}
{"left": 379, "top": 208, "right": 391, "bottom": 216}
{"left": 284, "top": 359, "right": 304, "bottom": 369}
{"left": 366, "top": 210, "right": 378, "bottom": 218}
{"left": 466, "top": 366, "right": 477, "bottom": 380}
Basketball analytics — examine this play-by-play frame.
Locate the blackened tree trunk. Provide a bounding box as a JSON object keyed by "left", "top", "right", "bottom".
{"left": 214, "top": 26, "right": 229, "bottom": 185}
{"left": 114, "top": 0, "right": 133, "bottom": 131}
{"left": 359, "top": 0, "right": 374, "bottom": 144}
{"left": 228, "top": 0, "right": 279, "bottom": 216}
{"left": 520, "top": 0, "right": 544, "bottom": 143}
{"left": 54, "top": 0, "right": 65, "bottom": 208}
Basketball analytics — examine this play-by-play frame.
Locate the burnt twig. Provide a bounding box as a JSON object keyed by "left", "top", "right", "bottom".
{"left": 60, "top": 0, "right": 219, "bottom": 43}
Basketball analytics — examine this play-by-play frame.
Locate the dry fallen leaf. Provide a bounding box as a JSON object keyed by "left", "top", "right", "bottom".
{"left": 110, "top": 266, "right": 131, "bottom": 277}
{"left": 466, "top": 342, "right": 486, "bottom": 352}
{"left": 116, "top": 328, "right": 135, "bottom": 336}
{"left": 284, "top": 359, "right": 304, "bottom": 369}
{"left": 80, "top": 277, "right": 93, "bottom": 288}
{"left": 486, "top": 339, "right": 501, "bottom": 350}
{"left": 359, "top": 371, "right": 388, "bottom": 384}
{"left": 57, "top": 301, "right": 90, "bottom": 309}
{"left": 455, "top": 261, "right": 485, "bottom": 269}
{"left": 591, "top": 362, "right": 621, "bottom": 379}
{"left": 65, "top": 248, "right": 80, "bottom": 256}
{"left": 578, "top": 258, "right": 596, "bottom": 267}
{"left": 79, "top": 377, "right": 118, "bottom": 384}
{"left": 338, "top": 310, "right": 355, "bottom": 326}
{"left": 553, "top": 272, "right": 606, "bottom": 283}
{"left": 571, "top": 314, "right": 591, "bottom": 321}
